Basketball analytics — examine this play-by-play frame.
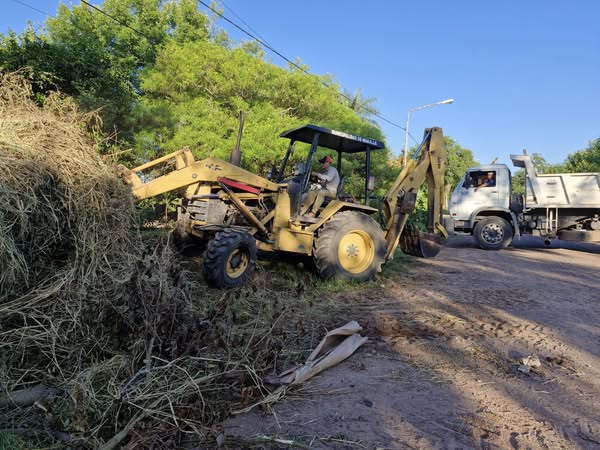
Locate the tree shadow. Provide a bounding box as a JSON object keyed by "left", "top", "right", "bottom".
{"left": 223, "top": 236, "right": 600, "bottom": 449}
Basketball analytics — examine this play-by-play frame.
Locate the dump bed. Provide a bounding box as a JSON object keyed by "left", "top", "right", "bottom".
{"left": 511, "top": 154, "right": 600, "bottom": 208}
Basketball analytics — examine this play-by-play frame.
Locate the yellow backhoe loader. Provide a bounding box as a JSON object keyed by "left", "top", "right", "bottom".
{"left": 118, "top": 125, "right": 447, "bottom": 288}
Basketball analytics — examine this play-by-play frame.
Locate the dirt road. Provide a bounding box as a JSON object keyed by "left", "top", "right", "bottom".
{"left": 225, "top": 237, "right": 600, "bottom": 449}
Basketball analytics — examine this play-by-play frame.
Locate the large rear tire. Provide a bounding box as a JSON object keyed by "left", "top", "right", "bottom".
{"left": 313, "top": 211, "right": 386, "bottom": 281}
{"left": 203, "top": 229, "right": 257, "bottom": 288}
{"left": 473, "top": 217, "right": 513, "bottom": 250}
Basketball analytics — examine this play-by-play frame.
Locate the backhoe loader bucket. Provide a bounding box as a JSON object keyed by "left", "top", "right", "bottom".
{"left": 399, "top": 224, "right": 442, "bottom": 258}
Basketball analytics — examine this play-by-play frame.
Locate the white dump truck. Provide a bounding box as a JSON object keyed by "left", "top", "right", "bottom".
{"left": 444, "top": 152, "right": 600, "bottom": 249}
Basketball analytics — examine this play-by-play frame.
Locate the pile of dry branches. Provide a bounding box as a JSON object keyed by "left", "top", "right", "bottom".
{"left": 0, "top": 73, "right": 327, "bottom": 449}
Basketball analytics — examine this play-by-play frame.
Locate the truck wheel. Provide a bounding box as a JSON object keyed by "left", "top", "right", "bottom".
{"left": 313, "top": 211, "right": 386, "bottom": 281}
{"left": 473, "top": 217, "right": 513, "bottom": 250}
{"left": 203, "top": 229, "right": 257, "bottom": 288}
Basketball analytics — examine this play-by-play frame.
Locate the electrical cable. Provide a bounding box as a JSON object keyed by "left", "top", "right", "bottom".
{"left": 198, "top": 0, "right": 410, "bottom": 135}
{"left": 80, "top": 0, "right": 156, "bottom": 43}
{"left": 220, "top": 0, "right": 272, "bottom": 48}
{"left": 10, "top": 0, "right": 419, "bottom": 145}
{"left": 10, "top": 0, "right": 49, "bottom": 17}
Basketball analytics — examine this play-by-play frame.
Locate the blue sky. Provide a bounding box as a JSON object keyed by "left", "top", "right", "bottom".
{"left": 2, "top": 0, "right": 599, "bottom": 166}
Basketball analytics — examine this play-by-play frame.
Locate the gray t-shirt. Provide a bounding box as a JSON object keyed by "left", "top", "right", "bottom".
{"left": 317, "top": 166, "right": 340, "bottom": 195}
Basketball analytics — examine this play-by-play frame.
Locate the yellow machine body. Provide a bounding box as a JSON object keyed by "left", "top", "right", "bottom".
{"left": 119, "top": 125, "right": 447, "bottom": 287}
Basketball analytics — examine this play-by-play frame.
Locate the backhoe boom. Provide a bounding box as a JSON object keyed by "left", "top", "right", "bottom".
{"left": 382, "top": 127, "right": 447, "bottom": 259}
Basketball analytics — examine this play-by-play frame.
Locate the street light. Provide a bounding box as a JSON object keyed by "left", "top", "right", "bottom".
{"left": 403, "top": 98, "right": 454, "bottom": 165}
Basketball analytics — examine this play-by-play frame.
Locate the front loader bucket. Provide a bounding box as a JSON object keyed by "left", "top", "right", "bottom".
{"left": 400, "top": 224, "right": 442, "bottom": 258}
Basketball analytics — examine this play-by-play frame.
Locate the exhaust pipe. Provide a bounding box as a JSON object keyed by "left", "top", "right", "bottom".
{"left": 229, "top": 111, "right": 244, "bottom": 167}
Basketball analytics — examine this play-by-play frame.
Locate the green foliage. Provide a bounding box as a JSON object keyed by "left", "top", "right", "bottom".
{"left": 410, "top": 191, "right": 429, "bottom": 229}
{"left": 1, "top": 0, "right": 392, "bottom": 198}
{"left": 0, "top": 0, "right": 210, "bottom": 143}
{"left": 0, "top": 26, "right": 64, "bottom": 100}
{"left": 135, "top": 38, "right": 390, "bottom": 197}
{"left": 511, "top": 171, "right": 525, "bottom": 195}
{"left": 3, "top": 0, "right": 494, "bottom": 204}
{"left": 405, "top": 135, "right": 476, "bottom": 228}
{"left": 158, "top": 192, "right": 179, "bottom": 221}
{"left": 564, "top": 138, "right": 600, "bottom": 172}
{"left": 444, "top": 136, "right": 477, "bottom": 191}
{"left": 343, "top": 87, "right": 379, "bottom": 124}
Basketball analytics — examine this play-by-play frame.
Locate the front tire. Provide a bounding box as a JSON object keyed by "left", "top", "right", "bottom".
{"left": 313, "top": 211, "right": 386, "bottom": 281}
{"left": 473, "top": 217, "right": 513, "bottom": 250}
{"left": 203, "top": 229, "right": 257, "bottom": 288}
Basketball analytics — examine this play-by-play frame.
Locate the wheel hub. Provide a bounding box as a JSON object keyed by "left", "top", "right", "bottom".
{"left": 338, "top": 230, "right": 374, "bottom": 274}
{"left": 226, "top": 249, "right": 249, "bottom": 278}
{"left": 346, "top": 243, "right": 359, "bottom": 258}
{"left": 482, "top": 223, "right": 504, "bottom": 243}
{"left": 230, "top": 252, "right": 242, "bottom": 268}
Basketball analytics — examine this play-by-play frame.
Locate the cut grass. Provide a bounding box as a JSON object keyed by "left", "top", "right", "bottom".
{"left": 380, "top": 248, "right": 415, "bottom": 276}
{"left": 0, "top": 432, "right": 35, "bottom": 450}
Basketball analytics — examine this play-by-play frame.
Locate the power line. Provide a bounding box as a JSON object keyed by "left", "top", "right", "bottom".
{"left": 199, "top": 0, "right": 408, "bottom": 134}
{"left": 80, "top": 0, "right": 155, "bottom": 43}
{"left": 11, "top": 0, "right": 417, "bottom": 146}
{"left": 10, "top": 0, "right": 50, "bottom": 18}
{"left": 220, "top": 0, "right": 272, "bottom": 48}
{"left": 12, "top": 0, "right": 153, "bottom": 42}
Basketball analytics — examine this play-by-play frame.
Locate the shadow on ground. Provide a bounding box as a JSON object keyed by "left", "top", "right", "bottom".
{"left": 223, "top": 236, "right": 600, "bottom": 449}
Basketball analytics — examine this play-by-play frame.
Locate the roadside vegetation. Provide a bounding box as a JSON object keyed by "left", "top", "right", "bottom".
{"left": 1, "top": 1, "right": 598, "bottom": 447}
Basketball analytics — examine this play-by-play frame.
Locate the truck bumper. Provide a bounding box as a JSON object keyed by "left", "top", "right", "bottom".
{"left": 443, "top": 215, "right": 455, "bottom": 235}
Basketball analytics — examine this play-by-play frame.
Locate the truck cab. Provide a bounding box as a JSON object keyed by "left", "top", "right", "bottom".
{"left": 447, "top": 164, "right": 512, "bottom": 228}
{"left": 445, "top": 153, "right": 600, "bottom": 249}
{"left": 445, "top": 163, "right": 518, "bottom": 249}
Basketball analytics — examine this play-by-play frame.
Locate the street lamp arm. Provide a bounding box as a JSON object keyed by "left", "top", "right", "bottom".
{"left": 402, "top": 98, "right": 453, "bottom": 165}
{"left": 410, "top": 98, "right": 454, "bottom": 113}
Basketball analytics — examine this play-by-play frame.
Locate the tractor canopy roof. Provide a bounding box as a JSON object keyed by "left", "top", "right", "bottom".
{"left": 279, "top": 124, "right": 385, "bottom": 154}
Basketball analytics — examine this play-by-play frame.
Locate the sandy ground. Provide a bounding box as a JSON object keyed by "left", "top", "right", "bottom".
{"left": 224, "top": 237, "right": 600, "bottom": 449}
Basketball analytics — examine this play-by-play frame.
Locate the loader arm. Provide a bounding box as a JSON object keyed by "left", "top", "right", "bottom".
{"left": 382, "top": 127, "right": 447, "bottom": 259}
{"left": 117, "top": 149, "right": 279, "bottom": 201}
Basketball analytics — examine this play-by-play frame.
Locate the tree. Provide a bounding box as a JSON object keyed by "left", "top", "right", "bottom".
{"left": 0, "top": 0, "right": 210, "bottom": 143}
{"left": 135, "top": 38, "right": 390, "bottom": 198}
{"left": 564, "top": 138, "right": 600, "bottom": 172}
{"left": 412, "top": 136, "right": 476, "bottom": 214}
{"left": 343, "top": 87, "right": 380, "bottom": 124}
{"left": 444, "top": 137, "right": 477, "bottom": 192}
{"left": 1, "top": 0, "right": 393, "bottom": 199}
{"left": 0, "top": 26, "right": 66, "bottom": 99}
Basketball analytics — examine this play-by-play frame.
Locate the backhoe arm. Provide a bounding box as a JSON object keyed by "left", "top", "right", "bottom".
{"left": 382, "top": 127, "right": 447, "bottom": 259}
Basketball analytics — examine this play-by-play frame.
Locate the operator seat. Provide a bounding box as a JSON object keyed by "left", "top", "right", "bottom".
{"left": 336, "top": 176, "right": 356, "bottom": 202}
{"left": 321, "top": 176, "right": 351, "bottom": 209}
{"left": 336, "top": 176, "right": 346, "bottom": 199}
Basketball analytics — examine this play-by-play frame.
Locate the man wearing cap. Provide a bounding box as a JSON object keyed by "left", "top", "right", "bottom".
{"left": 301, "top": 155, "right": 340, "bottom": 217}
{"left": 477, "top": 171, "right": 496, "bottom": 188}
